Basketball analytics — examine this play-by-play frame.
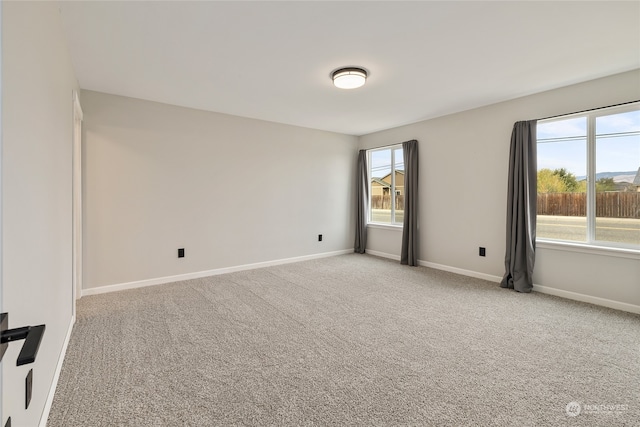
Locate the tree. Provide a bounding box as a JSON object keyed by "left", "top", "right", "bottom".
{"left": 596, "top": 177, "right": 616, "bottom": 192}
{"left": 537, "top": 169, "right": 565, "bottom": 193}
{"left": 537, "top": 168, "right": 582, "bottom": 193}
{"left": 553, "top": 168, "right": 579, "bottom": 192}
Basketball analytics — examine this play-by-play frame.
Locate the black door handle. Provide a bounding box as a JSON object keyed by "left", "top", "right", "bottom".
{"left": 0, "top": 313, "right": 46, "bottom": 366}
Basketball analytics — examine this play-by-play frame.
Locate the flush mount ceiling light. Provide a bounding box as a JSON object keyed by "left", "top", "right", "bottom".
{"left": 332, "top": 67, "right": 367, "bottom": 89}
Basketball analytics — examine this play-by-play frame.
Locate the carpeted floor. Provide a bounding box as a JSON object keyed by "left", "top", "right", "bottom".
{"left": 48, "top": 254, "right": 639, "bottom": 426}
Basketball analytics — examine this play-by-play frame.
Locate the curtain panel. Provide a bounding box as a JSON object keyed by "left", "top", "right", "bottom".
{"left": 501, "top": 120, "right": 537, "bottom": 292}
{"left": 401, "top": 140, "right": 419, "bottom": 266}
{"left": 354, "top": 150, "right": 368, "bottom": 254}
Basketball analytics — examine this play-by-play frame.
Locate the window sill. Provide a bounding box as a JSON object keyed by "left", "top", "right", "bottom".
{"left": 367, "top": 223, "right": 403, "bottom": 231}
{"left": 536, "top": 239, "right": 640, "bottom": 260}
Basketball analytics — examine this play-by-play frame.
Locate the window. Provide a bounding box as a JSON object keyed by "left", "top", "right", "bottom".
{"left": 537, "top": 102, "right": 640, "bottom": 250}
{"left": 368, "top": 145, "right": 404, "bottom": 225}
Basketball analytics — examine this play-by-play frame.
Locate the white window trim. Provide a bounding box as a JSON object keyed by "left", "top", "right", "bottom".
{"left": 367, "top": 223, "right": 403, "bottom": 231}
{"left": 537, "top": 240, "right": 640, "bottom": 260}
{"left": 367, "top": 144, "right": 404, "bottom": 226}
{"left": 536, "top": 101, "right": 640, "bottom": 255}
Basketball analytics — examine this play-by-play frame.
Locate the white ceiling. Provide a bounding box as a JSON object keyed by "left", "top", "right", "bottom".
{"left": 58, "top": 1, "right": 640, "bottom": 136}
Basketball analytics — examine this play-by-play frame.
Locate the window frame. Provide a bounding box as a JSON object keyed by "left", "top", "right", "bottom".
{"left": 536, "top": 101, "right": 640, "bottom": 255}
{"left": 367, "top": 144, "right": 404, "bottom": 227}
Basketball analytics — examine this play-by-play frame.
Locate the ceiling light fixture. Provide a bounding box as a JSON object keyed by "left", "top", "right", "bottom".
{"left": 332, "top": 67, "right": 367, "bottom": 89}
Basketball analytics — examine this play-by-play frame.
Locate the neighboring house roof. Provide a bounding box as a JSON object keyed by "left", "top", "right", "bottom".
{"left": 633, "top": 167, "right": 640, "bottom": 186}
{"left": 379, "top": 169, "right": 405, "bottom": 183}
{"left": 381, "top": 170, "right": 405, "bottom": 178}
{"left": 371, "top": 178, "right": 390, "bottom": 187}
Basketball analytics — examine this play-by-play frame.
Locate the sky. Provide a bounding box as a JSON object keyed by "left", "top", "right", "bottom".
{"left": 537, "top": 109, "right": 640, "bottom": 176}
{"left": 370, "top": 148, "right": 404, "bottom": 179}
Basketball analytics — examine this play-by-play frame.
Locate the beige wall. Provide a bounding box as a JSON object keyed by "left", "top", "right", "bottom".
{"left": 82, "top": 90, "right": 358, "bottom": 289}
{"left": 2, "top": 2, "right": 79, "bottom": 425}
{"left": 359, "top": 69, "right": 640, "bottom": 310}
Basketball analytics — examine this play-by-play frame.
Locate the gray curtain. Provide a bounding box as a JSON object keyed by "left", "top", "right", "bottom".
{"left": 354, "top": 149, "right": 368, "bottom": 254}
{"left": 401, "top": 140, "right": 418, "bottom": 266}
{"left": 501, "top": 120, "right": 537, "bottom": 293}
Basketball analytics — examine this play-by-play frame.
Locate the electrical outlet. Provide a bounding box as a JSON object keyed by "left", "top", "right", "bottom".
{"left": 178, "top": 248, "right": 185, "bottom": 258}
{"left": 318, "top": 234, "right": 322, "bottom": 242}
{"left": 26, "top": 369, "right": 33, "bottom": 409}
{"left": 479, "top": 247, "right": 486, "bottom": 257}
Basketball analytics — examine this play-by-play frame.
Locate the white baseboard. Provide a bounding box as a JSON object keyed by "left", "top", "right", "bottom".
{"left": 532, "top": 284, "right": 640, "bottom": 314}
{"left": 366, "top": 251, "right": 502, "bottom": 283}
{"left": 419, "top": 260, "right": 503, "bottom": 283}
{"left": 39, "top": 313, "right": 75, "bottom": 427}
{"left": 82, "top": 249, "right": 353, "bottom": 297}
{"left": 420, "top": 261, "right": 640, "bottom": 315}
{"left": 421, "top": 260, "right": 640, "bottom": 314}
{"left": 81, "top": 247, "right": 640, "bottom": 315}
{"left": 366, "top": 251, "right": 640, "bottom": 315}
{"left": 365, "top": 249, "right": 400, "bottom": 261}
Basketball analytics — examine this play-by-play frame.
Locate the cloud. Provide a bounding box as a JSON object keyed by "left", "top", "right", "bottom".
{"left": 596, "top": 110, "right": 640, "bottom": 133}
{"left": 538, "top": 117, "right": 586, "bottom": 139}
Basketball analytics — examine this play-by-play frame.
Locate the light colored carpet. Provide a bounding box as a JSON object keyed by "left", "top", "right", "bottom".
{"left": 48, "top": 254, "right": 639, "bottom": 426}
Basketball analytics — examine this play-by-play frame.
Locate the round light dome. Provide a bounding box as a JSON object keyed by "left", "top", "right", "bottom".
{"left": 332, "top": 67, "right": 367, "bottom": 89}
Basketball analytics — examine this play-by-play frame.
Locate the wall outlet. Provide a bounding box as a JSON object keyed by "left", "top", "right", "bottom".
{"left": 178, "top": 248, "right": 185, "bottom": 258}
{"left": 479, "top": 247, "right": 486, "bottom": 257}
{"left": 318, "top": 234, "right": 322, "bottom": 242}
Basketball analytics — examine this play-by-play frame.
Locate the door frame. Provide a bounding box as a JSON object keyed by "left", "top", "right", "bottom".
{"left": 0, "top": 1, "right": 4, "bottom": 423}
{"left": 72, "top": 91, "right": 83, "bottom": 316}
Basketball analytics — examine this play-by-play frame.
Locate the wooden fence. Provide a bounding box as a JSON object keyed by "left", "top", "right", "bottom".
{"left": 371, "top": 195, "right": 404, "bottom": 210}
{"left": 537, "top": 192, "right": 640, "bottom": 218}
